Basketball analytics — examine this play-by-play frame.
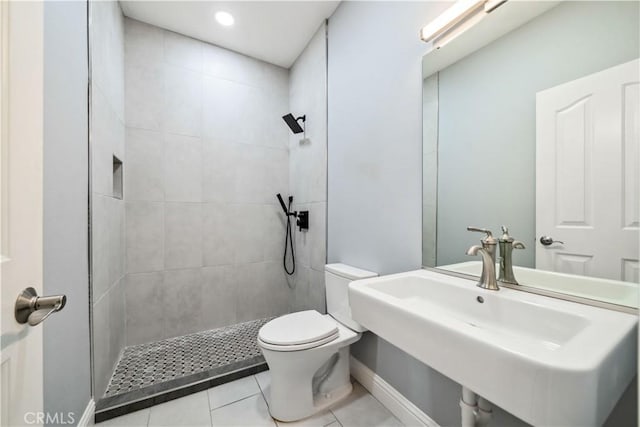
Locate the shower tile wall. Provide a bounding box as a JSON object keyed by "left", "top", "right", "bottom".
{"left": 123, "top": 18, "right": 290, "bottom": 346}
{"left": 91, "top": 0, "right": 127, "bottom": 398}
{"left": 287, "top": 23, "right": 329, "bottom": 313}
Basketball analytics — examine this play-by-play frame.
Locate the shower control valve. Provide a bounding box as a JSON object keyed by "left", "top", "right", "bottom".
{"left": 297, "top": 211, "right": 309, "bottom": 231}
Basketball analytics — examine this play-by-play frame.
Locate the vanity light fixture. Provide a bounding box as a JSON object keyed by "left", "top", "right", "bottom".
{"left": 215, "top": 11, "right": 234, "bottom": 27}
{"left": 420, "top": 0, "right": 507, "bottom": 45}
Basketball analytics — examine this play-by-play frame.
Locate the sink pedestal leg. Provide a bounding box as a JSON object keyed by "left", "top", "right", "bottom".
{"left": 460, "top": 387, "right": 493, "bottom": 427}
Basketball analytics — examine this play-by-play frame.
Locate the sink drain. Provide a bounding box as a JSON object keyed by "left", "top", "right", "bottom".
{"left": 476, "top": 296, "right": 484, "bottom": 303}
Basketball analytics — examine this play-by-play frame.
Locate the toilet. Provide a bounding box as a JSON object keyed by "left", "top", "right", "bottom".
{"left": 257, "top": 263, "right": 378, "bottom": 422}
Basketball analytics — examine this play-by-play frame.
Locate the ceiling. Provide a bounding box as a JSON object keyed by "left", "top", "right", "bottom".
{"left": 120, "top": 1, "right": 340, "bottom": 68}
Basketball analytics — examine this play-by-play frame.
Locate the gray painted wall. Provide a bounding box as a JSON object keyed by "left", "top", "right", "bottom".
{"left": 328, "top": 1, "right": 636, "bottom": 425}
{"left": 328, "top": 1, "right": 444, "bottom": 276}
{"left": 43, "top": 1, "right": 92, "bottom": 422}
{"left": 436, "top": 1, "right": 640, "bottom": 267}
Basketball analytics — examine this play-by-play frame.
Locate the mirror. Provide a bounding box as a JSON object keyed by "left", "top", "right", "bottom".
{"left": 422, "top": 1, "right": 640, "bottom": 309}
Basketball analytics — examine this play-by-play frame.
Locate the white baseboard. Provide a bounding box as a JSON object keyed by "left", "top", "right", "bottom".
{"left": 77, "top": 398, "right": 95, "bottom": 427}
{"left": 350, "top": 356, "right": 440, "bottom": 427}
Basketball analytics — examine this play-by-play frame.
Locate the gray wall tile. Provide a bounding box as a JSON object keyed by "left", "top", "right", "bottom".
{"left": 108, "top": 197, "right": 126, "bottom": 286}
{"left": 91, "top": 0, "right": 125, "bottom": 122}
{"left": 90, "top": 0, "right": 127, "bottom": 401}
{"left": 92, "top": 194, "right": 110, "bottom": 301}
{"left": 202, "top": 43, "right": 265, "bottom": 86}
{"left": 92, "top": 85, "right": 125, "bottom": 197}
{"left": 163, "top": 64, "right": 202, "bottom": 137}
{"left": 164, "top": 133, "right": 202, "bottom": 202}
{"left": 231, "top": 204, "right": 265, "bottom": 264}
{"left": 202, "top": 139, "right": 237, "bottom": 203}
{"left": 287, "top": 24, "right": 328, "bottom": 318}
{"left": 126, "top": 201, "right": 164, "bottom": 273}
{"left": 125, "top": 128, "right": 164, "bottom": 201}
{"left": 310, "top": 202, "right": 327, "bottom": 271}
{"left": 124, "top": 18, "right": 163, "bottom": 68}
{"left": 263, "top": 261, "right": 290, "bottom": 318}
{"left": 109, "top": 279, "right": 126, "bottom": 368}
{"left": 308, "top": 268, "right": 326, "bottom": 314}
{"left": 234, "top": 262, "right": 267, "bottom": 322}
{"left": 164, "top": 30, "right": 203, "bottom": 72}
{"left": 202, "top": 77, "right": 260, "bottom": 144}
{"left": 202, "top": 203, "right": 234, "bottom": 266}
{"left": 125, "top": 61, "right": 164, "bottom": 131}
{"left": 163, "top": 268, "right": 203, "bottom": 338}
{"left": 164, "top": 203, "right": 203, "bottom": 269}
{"left": 93, "top": 292, "right": 111, "bottom": 397}
{"left": 201, "top": 266, "right": 237, "bottom": 329}
{"left": 125, "top": 272, "right": 165, "bottom": 345}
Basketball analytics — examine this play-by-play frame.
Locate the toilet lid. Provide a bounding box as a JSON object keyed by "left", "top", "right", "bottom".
{"left": 258, "top": 310, "right": 339, "bottom": 346}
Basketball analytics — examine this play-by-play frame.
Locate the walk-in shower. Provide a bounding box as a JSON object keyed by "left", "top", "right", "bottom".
{"left": 90, "top": 4, "right": 292, "bottom": 421}
{"left": 89, "top": 1, "right": 328, "bottom": 422}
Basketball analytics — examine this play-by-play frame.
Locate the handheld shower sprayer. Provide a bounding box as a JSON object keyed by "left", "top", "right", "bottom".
{"left": 277, "top": 193, "right": 296, "bottom": 275}
{"left": 276, "top": 193, "right": 293, "bottom": 217}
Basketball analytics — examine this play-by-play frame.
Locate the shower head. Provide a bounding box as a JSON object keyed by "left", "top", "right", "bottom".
{"left": 282, "top": 113, "right": 306, "bottom": 134}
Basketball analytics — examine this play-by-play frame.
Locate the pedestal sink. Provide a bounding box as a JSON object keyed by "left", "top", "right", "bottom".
{"left": 348, "top": 269, "right": 637, "bottom": 426}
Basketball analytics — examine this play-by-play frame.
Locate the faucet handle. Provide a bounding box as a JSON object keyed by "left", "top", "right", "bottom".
{"left": 467, "top": 226, "right": 492, "bottom": 237}
{"left": 467, "top": 226, "right": 497, "bottom": 244}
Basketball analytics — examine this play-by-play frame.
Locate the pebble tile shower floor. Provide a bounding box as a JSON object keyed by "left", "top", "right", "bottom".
{"left": 104, "top": 318, "right": 271, "bottom": 397}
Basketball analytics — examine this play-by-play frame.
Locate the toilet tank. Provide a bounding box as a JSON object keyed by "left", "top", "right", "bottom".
{"left": 325, "top": 263, "right": 378, "bottom": 332}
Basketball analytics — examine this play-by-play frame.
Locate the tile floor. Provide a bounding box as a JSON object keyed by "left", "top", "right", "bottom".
{"left": 98, "top": 371, "right": 403, "bottom": 427}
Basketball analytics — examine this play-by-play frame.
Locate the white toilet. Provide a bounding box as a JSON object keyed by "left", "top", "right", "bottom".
{"left": 257, "top": 263, "right": 378, "bottom": 422}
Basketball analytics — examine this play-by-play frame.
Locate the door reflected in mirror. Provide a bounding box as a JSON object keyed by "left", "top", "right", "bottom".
{"left": 421, "top": 1, "right": 640, "bottom": 309}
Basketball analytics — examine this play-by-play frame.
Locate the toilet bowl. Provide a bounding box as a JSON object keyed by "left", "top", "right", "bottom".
{"left": 257, "top": 264, "right": 377, "bottom": 422}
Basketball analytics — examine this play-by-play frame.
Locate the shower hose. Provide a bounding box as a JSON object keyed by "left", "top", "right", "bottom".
{"left": 284, "top": 197, "right": 295, "bottom": 275}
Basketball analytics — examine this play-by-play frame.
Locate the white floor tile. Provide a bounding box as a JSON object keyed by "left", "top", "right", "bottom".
{"left": 208, "top": 376, "right": 261, "bottom": 409}
{"left": 210, "top": 394, "right": 276, "bottom": 427}
{"left": 99, "top": 409, "right": 150, "bottom": 427}
{"left": 148, "top": 391, "right": 212, "bottom": 426}
{"left": 254, "top": 370, "right": 271, "bottom": 396}
{"left": 330, "top": 383, "right": 402, "bottom": 427}
{"left": 275, "top": 409, "right": 337, "bottom": 427}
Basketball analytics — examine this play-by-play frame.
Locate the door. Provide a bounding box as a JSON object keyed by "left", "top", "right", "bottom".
{"left": 0, "top": 1, "right": 45, "bottom": 426}
{"left": 536, "top": 59, "right": 639, "bottom": 282}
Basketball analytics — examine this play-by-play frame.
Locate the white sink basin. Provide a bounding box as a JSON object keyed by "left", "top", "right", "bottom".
{"left": 440, "top": 261, "right": 638, "bottom": 308}
{"left": 348, "top": 269, "right": 637, "bottom": 426}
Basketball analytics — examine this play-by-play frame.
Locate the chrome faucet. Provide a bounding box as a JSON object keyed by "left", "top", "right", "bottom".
{"left": 466, "top": 245, "right": 499, "bottom": 290}
{"left": 498, "top": 225, "right": 525, "bottom": 285}
{"left": 466, "top": 227, "right": 499, "bottom": 290}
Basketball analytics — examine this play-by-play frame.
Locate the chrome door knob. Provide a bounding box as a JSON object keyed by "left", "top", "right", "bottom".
{"left": 539, "top": 236, "right": 565, "bottom": 246}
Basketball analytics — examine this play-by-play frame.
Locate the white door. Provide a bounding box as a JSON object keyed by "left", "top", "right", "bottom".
{"left": 0, "top": 1, "right": 45, "bottom": 426}
{"left": 536, "top": 59, "right": 640, "bottom": 282}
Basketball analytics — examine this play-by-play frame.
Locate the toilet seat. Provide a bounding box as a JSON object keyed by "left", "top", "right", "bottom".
{"left": 258, "top": 310, "right": 339, "bottom": 352}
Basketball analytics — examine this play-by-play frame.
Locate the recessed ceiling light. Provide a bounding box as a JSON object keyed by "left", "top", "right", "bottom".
{"left": 215, "top": 11, "right": 234, "bottom": 27}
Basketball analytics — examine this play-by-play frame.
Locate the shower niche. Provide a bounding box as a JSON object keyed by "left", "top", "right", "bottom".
{"left": 112, "top": 155, "right": 122, "bottom": 199}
